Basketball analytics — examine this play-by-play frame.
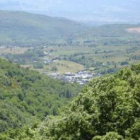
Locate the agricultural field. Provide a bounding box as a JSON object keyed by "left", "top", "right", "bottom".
{"left": 0, "top": 47, "right": 28, "bottom": 54}
{"left": 1, "top": 42, "right": 140, "bottom": 76}
{"left": 44, "top": 60, "right": 84, "bottom": 74}
{"left": 1, "top": 24, "right": 140, "bottom": 76}
{"left": 127, "top": 27, "right": 140, "bottom": 33}
{"left": 44, "top": 44, "right": 140, "bottom": 74}
{"left": 45, "top": 46, "right": 93, "bottom": 56}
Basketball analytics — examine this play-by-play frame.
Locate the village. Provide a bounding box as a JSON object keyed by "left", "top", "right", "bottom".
{"left": 0, "top": 46, "right": 100, "bottom": 85}
{"left": 45, "top": 71, "right": 100, "bottom": 85}
{"left": 0, "top": 46, "right": 101, "bottom": 85}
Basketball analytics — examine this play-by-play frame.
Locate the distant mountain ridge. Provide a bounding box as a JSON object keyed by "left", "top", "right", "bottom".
{"left": 0, "top": 10, "right": 140, "bottom": 47}
{"left": 0, "top": 10, "right": 85, "bottom": 46}
{"left": 0, "top": 0, "right": 140, "bottom": 23}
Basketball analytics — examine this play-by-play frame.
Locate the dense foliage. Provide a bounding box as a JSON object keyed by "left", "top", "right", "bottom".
{"left": 39, "top": 63, "right": 140, "bottom": 139}
{"left": 0, "top": 58, "right": 81, "bottom": 133}
{"left": 4, "top": 63, "right": 140, "bottom": 139}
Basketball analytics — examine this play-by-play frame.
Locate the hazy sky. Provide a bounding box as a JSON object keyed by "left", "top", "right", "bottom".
{"left": 0, "top": 0, "right": 140, "bottom": 22}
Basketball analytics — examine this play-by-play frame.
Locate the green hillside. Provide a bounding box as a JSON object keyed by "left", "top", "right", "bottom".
{"left": 43, "top": 64, "right": 140, "bottom": 140}
{"left": 3, "top": 63, "right": 140, "bottom": 140}
{"left": 0, "top": 10, "right": 84, "bottom": 46}
{"left": 0, "top": 58, "right": 80, "bottom": 133}
{"left": 0, "top": 10, "right": 140, "bottom": 48}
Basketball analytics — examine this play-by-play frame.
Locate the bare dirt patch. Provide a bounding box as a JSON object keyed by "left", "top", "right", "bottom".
{"left": 0, "top": 47, "right": 28, "bottom": 54}
{"left": 127, "top": 27, "right": 140, "bottom": 34}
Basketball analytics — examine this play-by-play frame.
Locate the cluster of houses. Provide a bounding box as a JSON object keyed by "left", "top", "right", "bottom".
{"left": 45, "top": 71, "right": 100, "bottom": 85}
{"left": 43, "top": 57, "right": 60, "bottom": 64}
{"left": 43, "top": 51, "right": 61, "bottom": 64}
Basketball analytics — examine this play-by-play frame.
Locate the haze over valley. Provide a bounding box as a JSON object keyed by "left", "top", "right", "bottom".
{"left": 0, "top": 0, "right": 140, "bottom": 24}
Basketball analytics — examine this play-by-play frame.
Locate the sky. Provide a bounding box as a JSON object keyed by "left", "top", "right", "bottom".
{"left": 0, "top": 0, "right": 140, "bottom": 23}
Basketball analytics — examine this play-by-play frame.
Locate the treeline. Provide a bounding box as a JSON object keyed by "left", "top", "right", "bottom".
{"left": 2, "top": 63, "right": 140, "bottom": 139}
{"left": 0, "top": 58, "right": 81, "bottom": 133}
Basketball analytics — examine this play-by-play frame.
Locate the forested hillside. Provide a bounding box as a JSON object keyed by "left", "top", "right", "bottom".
{"left": 0, "top": 10, "right": 84, "bottom": 46}
{"left": 2, "top": 63, "right": 140, "bottom": 139}
{"left": 0, "top": 58, "right": 80, "bottom": 133}
{"left": 1, "top": 10, "right": 140, "bottom": 47}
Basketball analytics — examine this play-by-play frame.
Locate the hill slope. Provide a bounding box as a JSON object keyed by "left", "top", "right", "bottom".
{"left": 40, "top": 64, "right": 140, "bottom": 139}
{"left": 0, "top": 10, "right": 84, "bottom": 46}
{"left": 0, "top": 58, "right": 80, "bottom": 133}
{"left": 0, "top": 10, "right": 140, "bottom": 48}
{"left": 5, "top": 63, "right": 140, "bottom": 139}
{"left": 41, "top": 64, "right": 140, "bottom": 140}
{"left": 0, "top": 0, "right": 140, "bottom": 23}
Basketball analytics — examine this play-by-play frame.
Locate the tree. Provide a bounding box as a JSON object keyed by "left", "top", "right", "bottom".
{"left": 39, "top": 64, "right": 140, "bottom": 140}
{"left": 51, "top": 66, "right": 58, "bottom": 72}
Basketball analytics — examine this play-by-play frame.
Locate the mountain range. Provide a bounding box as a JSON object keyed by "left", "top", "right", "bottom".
{"left": 0, "top": 10, "right": 140, "bottom": 47}
{"left": 0, "top": 0, "right": 140, "bottom": 24}
{"left": 0, "top": 10, "right": 85, "bottom": 46}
